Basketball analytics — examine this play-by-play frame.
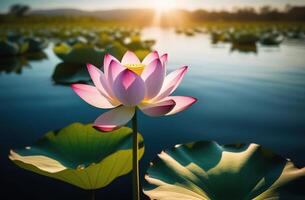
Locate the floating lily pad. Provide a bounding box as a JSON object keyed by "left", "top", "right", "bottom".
{"left": 126, "top": 35, "right": 150, "bottom": 51}
{"left": 106, "top": 41, "right": 128, "bottom": 60}
{"left": 25, "top": 37, "right": 48, "bottom": 52}
{"left": 0, "top": 40, "right": 19, "bottom": 56}
{"left": 211, "top": 31, "right": 231, "bottom": 44}
{"left": 6, "top": 32, "right": 23, "bottom": 42}
{"left": 232, "top": 33, "right": 259, "bottom": 45}
{"left": 52, "top": 62, "right": 91, "bottom": 85}
{"left": 53, "top": 43, "right": 105, "bottom": 66}
{"left": 143, "top": 141, "right": 305, "bottom": 200}
{"left": 260, "top": 33, "right": 284, "bottom": 46}
{"left": 9, "top": 123, "right": 145, "bottom": 190}
{"left": 66, "top": 36, "right": 88, "bottom": 46}
{"left": 19, "top": 41, "right": 29, "bottom": 54}
{"left": 0, "top": 40, "right": 29, "bottom": 56}
{"left": 231, "top": 43, "right": 257, "bottom": 53}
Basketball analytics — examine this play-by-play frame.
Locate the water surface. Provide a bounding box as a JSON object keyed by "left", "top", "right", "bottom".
{"left": 1, "top": 27, "right": 305, "bottom": 199}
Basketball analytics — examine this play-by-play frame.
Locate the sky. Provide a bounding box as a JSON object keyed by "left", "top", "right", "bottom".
{"left": 1, "top": 0, "right": 305, "bottom": 12}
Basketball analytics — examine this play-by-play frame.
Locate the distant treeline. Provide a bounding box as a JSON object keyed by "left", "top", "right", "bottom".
{"left": 0, "top": 4, "right": 305, "bottom": 26}
{"left": 158, "top": 6, "right": 305, "bottom": 26}
{"left": 189, "top": 6, "right": 305, "bottom": 22}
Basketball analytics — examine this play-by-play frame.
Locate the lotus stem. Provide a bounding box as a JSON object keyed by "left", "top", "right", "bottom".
{"left": 132, "top": 108, "right": 140, "bottom": 200}
{"left": 91, "top": 190, "right": 95, "bottom": 200}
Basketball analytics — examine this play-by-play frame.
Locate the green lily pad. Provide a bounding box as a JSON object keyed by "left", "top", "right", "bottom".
{"left": 53, "top": 43, "right": 105, "bottom": 66}
{"left": 231, "top": 43, "right": 257, "bottom": 54}
{"left": 106, "top": 41, "right": 128, "bottom": 59}
{"left": 232, "top": 32, "right": 259, "bottom": 45}
{"left": 0, "top": 40, "right": 19, "bottom": 56}
{"left": 19, "top": 42, "right": 29, "bottom": 54}
{"left": 25, "top": 37, "right": 48, "bottom": 52}
{"left": 9, "top": 123, "right": 145, "bottom": 190}
{"left": 53, "top": 43, "right": 71, "bottom": 55}
{"left": 211, "top": 31, "right": 231, "bottom": 44}
{"left": 0, "top": 40, "right": 29, "bottom": 56}
{"left": 67, "top": 36, "right": 88, "bottom": 46}
{"left": 260, "top": 33, "right": 284, "bottom": 46}
{"left": 143, "top": 141, "right": 305, "bottom": 200}
{"left": 52, "top": 62, "right": 91, "bottom": 85}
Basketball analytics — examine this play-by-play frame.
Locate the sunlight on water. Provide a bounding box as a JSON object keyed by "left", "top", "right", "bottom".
{"left": 141, "top": 27, "right": 305, "bottom": 156}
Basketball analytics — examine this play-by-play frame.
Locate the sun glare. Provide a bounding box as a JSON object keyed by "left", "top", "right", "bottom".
{"left": 153, "top": 0, "right": 175, "bottom": 13}
{"left": 152, "top": 0, "right": 176, "bottom": 25}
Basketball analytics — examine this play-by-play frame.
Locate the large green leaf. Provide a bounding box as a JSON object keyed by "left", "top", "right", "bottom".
{"left": 52, "top": 62, "right": 91, "bottom": 85}
{"left": 53, "top": 43, "right": 105, "bottom": 66}
{"left": 9, "top": 123, "right": 144, "bottom": 190}
{"left": 143, "top": 141, "right": 305, "bottom": 200}
{"left": 25, "top": 37, "right": 48, "bottom": 52}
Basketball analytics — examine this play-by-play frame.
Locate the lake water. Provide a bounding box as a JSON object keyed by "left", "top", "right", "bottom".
{"left": 1, "top": 27, "right": 305, "bottom": 199}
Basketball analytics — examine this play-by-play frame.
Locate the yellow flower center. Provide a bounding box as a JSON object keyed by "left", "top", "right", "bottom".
{"left": 124, "top": 64, "right": 145, "bottom": 75}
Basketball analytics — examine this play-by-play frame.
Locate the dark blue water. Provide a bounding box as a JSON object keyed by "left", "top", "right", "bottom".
{"left": 1, "top": 27, "right": 305, "bottom": 199}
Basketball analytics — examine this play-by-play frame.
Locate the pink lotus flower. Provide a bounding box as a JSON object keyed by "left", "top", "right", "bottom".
{"left": 71, "top": 51, "right": 197, "bottom": 131}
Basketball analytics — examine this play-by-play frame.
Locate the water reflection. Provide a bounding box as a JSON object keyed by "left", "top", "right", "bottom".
{"left": 24, "top": 51, "right": 48, "bottom": 61}
{"left": 230, "top": 43, "right": 257, "bottom": 53}
{"left": 0, "top": 56, "right": 29, "bottom": 74}
{"left": 0, "top": 51, "right": 47, "bottom": 74}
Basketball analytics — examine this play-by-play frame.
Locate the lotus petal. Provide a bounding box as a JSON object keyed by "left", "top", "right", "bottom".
{"left": 142, "top": 51, "right": 159, "bottom": 65}
{"left": 103, "top": 53, "right": 119, "bottom": 78}
{"left": 163, "top": 96, "right": 197, "bottom": 115}
{"left": 107, "top": 59, "right": 125, "bottom": 88}
{"left": 160, "top": 53, "right": 168, "bottom": 66}
{"left": 71, "top": 84, "right": 116, "bottom": 109}
{"left": 141, "top": 59, "right": 165, "bottom": 99}
{"left": 138, "top": 99, "right": 175, "bottom": 117}
{"left": 87, "top": 63, "right": 112, "bottom": 99}
{"left": 113, "top": 69, "right": 145, "bottom": 106}
{"left": 121, "top": 50, "right": 141, "bottom": 65}
{"left": 93, "top": 106, "right": 135, "bottom": 132}
{"left": 154, "top": 66, "right": 188, "bottom": 101}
